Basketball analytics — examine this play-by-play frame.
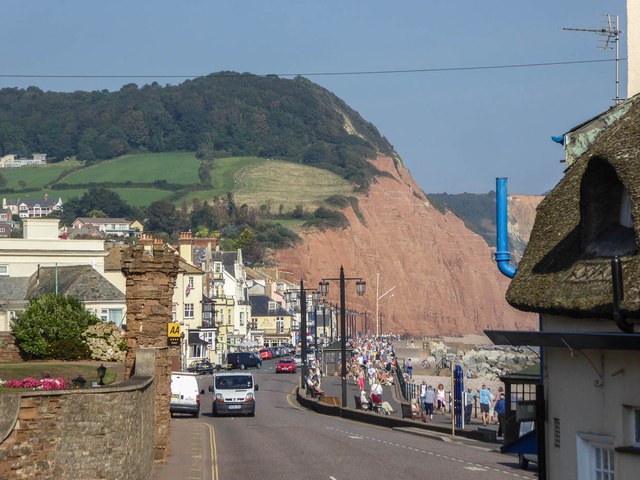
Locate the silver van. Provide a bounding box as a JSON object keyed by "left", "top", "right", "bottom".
{"left": 209, "top": 372, "right": 258, "bottom": 416}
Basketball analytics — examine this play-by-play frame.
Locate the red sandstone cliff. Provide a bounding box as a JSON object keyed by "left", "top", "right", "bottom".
{"left": 273, "top": 156, "right": 537, "bottom": 336}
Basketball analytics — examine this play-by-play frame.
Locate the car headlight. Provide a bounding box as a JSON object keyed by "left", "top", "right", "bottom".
{"left": 215, "top": 393, "right": 225, "bottom": 402}
{"left": 245, "top": 393, "right": 254, "bottom": 401}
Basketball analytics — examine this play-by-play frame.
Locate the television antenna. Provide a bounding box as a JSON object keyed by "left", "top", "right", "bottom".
{"left": 563, "top": 14, "right": 623, "bottom": 104}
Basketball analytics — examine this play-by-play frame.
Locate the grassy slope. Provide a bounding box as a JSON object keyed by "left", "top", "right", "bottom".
{"left": 233, "top": 160, "right": 353, "bottom": 210}
{"left": 61, "top": 152, "right": 200, "bottom": 185}
{"left": 0, "top": 154, "right": 354, "bottom": 212}
{"left": 0, "top": 162, "right": 79, "bottom": 189}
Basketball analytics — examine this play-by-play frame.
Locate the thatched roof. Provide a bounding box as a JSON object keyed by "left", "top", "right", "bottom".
{"left": 507, "top": 95, "right": 640, "bottom": 321}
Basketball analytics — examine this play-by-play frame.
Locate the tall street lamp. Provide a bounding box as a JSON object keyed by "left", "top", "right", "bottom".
{"left": 375, "top": 272, "right": 396, "bottom": 338}
{"left": 284, "top": 280, "right": 319, "bottom": 389}
{"left": 319, "top": 266, "right": 366, "bottom": 407}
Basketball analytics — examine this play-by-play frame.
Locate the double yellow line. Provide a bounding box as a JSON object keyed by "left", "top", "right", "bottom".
{"left": 201, "top": 422, "right": 219, "bottom": 480}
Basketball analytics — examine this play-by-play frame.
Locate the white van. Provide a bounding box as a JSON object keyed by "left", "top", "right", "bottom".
{"left": 209, "top": 372, "right": 258, "bottom": 416}
{"left": 170, "top": 372, "right": 204, "bottom": 417}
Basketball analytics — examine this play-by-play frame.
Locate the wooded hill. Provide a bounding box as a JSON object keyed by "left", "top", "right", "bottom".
{"left": 0, "top": 73, "right": 396, "bottom": 189}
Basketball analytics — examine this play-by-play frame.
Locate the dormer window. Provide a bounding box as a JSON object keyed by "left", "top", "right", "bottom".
{"left": 581, "top": 159, "right": 636, "bottom": 258}
{"left": 268, "top": 301, "right": 277, "bottom": 311}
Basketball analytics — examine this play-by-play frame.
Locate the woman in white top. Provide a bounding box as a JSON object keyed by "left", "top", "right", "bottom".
{"left": 436, "top": 383, "right": 446, "bottom": 414}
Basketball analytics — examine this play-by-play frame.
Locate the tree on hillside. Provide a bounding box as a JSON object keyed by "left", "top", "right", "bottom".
{"left": 61, "top": 186, "right": 135, "bottom": 224}
{"left": 235, "top": 227, "right": 263, "bottom": 263}
{"left": 11, "top": 294, "right": 99, "bottom": 359}
{"left": 145, "top": 199, "right": 178, "bottom": 234}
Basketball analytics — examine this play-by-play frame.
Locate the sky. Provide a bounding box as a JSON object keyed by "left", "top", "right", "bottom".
{"left": 0, "top": 1, "right": 629, "bottom": 195}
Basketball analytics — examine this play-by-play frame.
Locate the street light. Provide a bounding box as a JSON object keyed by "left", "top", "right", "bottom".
{"left": 320, "top": 266, "right": 366, "bottom": 407}
{"left": 375, "top": 272, "right": 396, "bottom": 338}
{"left": 283, "top": 281, "right": 318, "bottom": 389}
{"left": 97, "top": 364, "right": 107, "bottom": 386}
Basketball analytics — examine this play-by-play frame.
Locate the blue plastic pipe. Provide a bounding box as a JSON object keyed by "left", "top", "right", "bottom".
{"left": 495, "top": 177, "right": 517, "bottom": 278}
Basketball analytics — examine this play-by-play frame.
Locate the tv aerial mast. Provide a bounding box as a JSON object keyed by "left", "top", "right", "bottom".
{"left": 563, "top": 14, "right": 623, "bottom": 104}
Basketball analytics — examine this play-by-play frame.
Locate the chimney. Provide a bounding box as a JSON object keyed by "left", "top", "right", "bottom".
{"left": 629, "top": 0, "right": 640, "bottom": 97}
{"left": 178, "top": 231, "right": 194, "bottom": 264}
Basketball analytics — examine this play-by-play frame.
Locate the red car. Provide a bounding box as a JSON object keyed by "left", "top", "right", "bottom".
{"left": 259, "top": 348, "right": 272, "bottom": 360}
{"left": 276, "top": 357, "right": 296, "bottom": 373}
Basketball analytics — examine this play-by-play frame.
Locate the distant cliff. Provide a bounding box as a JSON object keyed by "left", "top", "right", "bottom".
{"left": 427, "top": 192, "right": 543, "bottom": 264}
{"left": 274, "top": 156, "right": 537, "bottom": 336}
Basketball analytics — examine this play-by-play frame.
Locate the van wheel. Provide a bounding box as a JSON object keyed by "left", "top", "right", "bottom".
{"left": 518, "top": 454, "right": 529, "bottom": 470}
{"left": 212, "top": 405, "right": 217, "bottom": 417}
{"left": 249, "top": 411, "right": 255, "bottom": 417}
{"left": 240, "top": 364, "right": 246, "bottom": 370}
{"left": 192, "top": 411, "right": 199, "bottom": 418}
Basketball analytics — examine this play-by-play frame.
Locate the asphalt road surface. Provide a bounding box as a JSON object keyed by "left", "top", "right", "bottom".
{"left": 165, "top": 360, "right": 537, "bottom": 480}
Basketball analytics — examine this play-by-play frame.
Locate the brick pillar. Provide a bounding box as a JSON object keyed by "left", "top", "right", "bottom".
{"left": 121, "top": 243, "right": 179, "bottom": 464}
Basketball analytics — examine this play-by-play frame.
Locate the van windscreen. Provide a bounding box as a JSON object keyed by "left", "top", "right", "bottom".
{"left": 215, "top": 376, "right": 253, "bottom": 389}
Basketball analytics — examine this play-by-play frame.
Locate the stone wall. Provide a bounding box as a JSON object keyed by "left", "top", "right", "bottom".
{"left": 0, "top": 333, "right": 24, "bottom": 362}
{"left": 121, "top": 243, "right": 179, "bottom": 463}
{"left": 0, "top": 349, "right": 156, "bottom": 480}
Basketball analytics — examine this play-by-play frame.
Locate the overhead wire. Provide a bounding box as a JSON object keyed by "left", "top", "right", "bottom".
{"left": 0, "top": 58, "right": 623, "bottom": 80}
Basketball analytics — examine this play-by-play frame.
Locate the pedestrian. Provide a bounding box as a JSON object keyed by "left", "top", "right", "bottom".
{"left": 406, "top": 358, "right": 413, "bottom": 379}
{"left": 495, "top": 387, "right": 506, "bottom": 436}
{"left": 477, "top": 383, "right": 493, "bottom": 426}
{"left": 464, "top": 387, "right": 476, "bottom": 424}
{"left": 436, "top": 383, "right": 446, "bottom": 414}
{"left": 424, "top": 385, "right": 436, "bottom": 420}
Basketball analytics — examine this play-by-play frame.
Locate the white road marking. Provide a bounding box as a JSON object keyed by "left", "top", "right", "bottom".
{"left": 465, "top": 466, "right": 488, "bottom": 471}
{"left": 326, "top": 426, "right": 531, "bottom": 479}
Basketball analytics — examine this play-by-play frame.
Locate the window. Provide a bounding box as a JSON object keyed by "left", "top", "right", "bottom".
{"left": 251, "top": 318, "right": 258, "bottom": 329}
{"left": 239, "top": 312, "right": 244, "bottom": 326}
{"left": 188, "top": 276, "right": 194, "bottom": 288}
{"left": 185, "top": 303, "right": 194, "bottom": 319}
{"left": 101, "top": 309, "right": 109, "bottom": 321}
{"left": 276, "top": 317, "right": 284, "bottom": 334}
{"left": 576, "top": 433, "right": 615, "bottom": 480}
{"left": 228, "top": 311, "right": 231, "bottom": 325}
{"left": 190, "top": 344, "right": 203, "bottom": 358}
{"left": 0, "top": 265, "right": 7, "bottom": 276}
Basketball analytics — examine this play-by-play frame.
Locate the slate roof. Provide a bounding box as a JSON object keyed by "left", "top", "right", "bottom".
{"left": 0, "top": 277, "right": 30, "bottom": 301}
{"left": 507, "top": 94, "right": 640, "bottom": 321}
{"left": 25, "top": 265, "right": 124, "bottom": 302}
{"left": 6, "top": 198, "right": 60, "bottom": 208}
{"left": 75, "top": 217, "right": 131, "bottom": 225}
{"left": 248, "top": 295, "right": 291, "bottom": 317}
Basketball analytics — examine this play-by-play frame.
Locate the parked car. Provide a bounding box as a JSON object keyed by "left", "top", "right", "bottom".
{"left": 209, "top": 372, "right": 258, "bottom": 416}
{"left": 276, "top": 357, "right": 297, "bottom": 373}
{"left": 293, "top": 353, "right": 302, "bottom": 366}
{"left": 170, "top": 373, "right": 204, "bottom": 417}
{"left": 187, "top": 360, "right": 214, "bottom": 375}
{"left": 259, "top": 348, "right": 272, "bottom": 359}
{"left": 227, "top": 351, "right": 262, "bottom": 370}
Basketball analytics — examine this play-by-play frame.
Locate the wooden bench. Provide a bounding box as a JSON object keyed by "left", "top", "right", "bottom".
{"left": 401, "top": 402, "right": 429, "bottom": 422}
{"left": 354, "top": 395, "right": 371, "bottom": 411}
{"left": 320, "top": 396, "right": 342, "bottom": 407}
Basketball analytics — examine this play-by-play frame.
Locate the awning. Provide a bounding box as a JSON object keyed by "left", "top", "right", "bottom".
{"left": 485, "top": 330, "right": 640, "bottom": 351}
{"left": 189, "top": 332, "right": 208, "bottom": 345}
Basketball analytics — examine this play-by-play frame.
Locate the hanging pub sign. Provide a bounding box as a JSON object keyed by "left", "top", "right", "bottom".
{"left": 168, "top": 323, "right": 181, "bottom": 346}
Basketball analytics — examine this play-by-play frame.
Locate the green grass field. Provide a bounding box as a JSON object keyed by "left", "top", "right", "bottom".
{"left": 61, "top": 152, "right": 201, "bottom": 185}
{"left": 0, "top": 162, "right": 78, "bottom": 189}
{"left": 232, "top": 160, "right": 353, "bottom": 210}
{"left": 181, "top": 156, "right": 265, "bottom": 205}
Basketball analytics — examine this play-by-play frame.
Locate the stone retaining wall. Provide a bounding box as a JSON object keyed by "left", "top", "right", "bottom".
{"left": 0, "top": 333, "right": 24, "bottom": 362}
{"left": 0, "top": 349, "right": 157, "bottom": 480}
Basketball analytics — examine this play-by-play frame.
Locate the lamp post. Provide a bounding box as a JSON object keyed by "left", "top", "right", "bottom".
{"left": 312, "top": 291, "right": 320, "bottom": 352}
{"left": 284, "top": 281, "right": 319, "bottom": 389}
{"left": 320, "top": 266, "right": 366, "bottom": 407}
{"left": 97, "top": 364, "right": 107, "bottom": 385}
{"left": 375, "top": 272, "right": 396, "bottom": 338}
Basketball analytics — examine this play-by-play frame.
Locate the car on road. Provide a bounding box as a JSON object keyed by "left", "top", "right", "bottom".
{"left": 294, "top": 353, "right": 302, "bottom": 366}
{"left": 259, "top": 348, "right": 272, "bottom": 359}
{"left": 227, "top": 351, "right": 262, "bottom": 370}
{"left": 170, "top": 372, "right": 204, "bottom": 417}
{"left": 276, "top": 357, "right": 297, "bottom": 373}
{"left": 209, "top": 372, "right": 258, "bottom": 416}
{"left": 187, "top": 359, "right": 214, "bottom": 375}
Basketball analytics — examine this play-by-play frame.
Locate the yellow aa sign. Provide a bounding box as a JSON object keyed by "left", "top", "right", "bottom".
{"left": 168, "top": 323, "right": 181, "bottom": 346}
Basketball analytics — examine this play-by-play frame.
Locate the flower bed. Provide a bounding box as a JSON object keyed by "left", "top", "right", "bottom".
{"left": 1, "top": 377, "right": 67, "bottom": 390}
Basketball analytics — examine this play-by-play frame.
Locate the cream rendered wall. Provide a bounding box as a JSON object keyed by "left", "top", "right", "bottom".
{"left": 543, "top": 315, "right": 640, "bottom": 479}
{"left": 629, "top": 0, "right": 640, "bottom": 97}
{"left": 172, "top": 271, "right": 204, "bottom": 332}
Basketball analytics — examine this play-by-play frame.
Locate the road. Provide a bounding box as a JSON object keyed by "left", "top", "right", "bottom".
{"left": 160, "top": 359, "right": 537, "bottom": 480}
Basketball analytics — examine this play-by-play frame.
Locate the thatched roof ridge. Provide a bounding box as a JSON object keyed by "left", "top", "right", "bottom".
{"left": 507, "top": 95, "right": 640, "bottom": 321}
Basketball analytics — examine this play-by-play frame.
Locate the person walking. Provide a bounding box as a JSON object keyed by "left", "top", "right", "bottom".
{"left": 495, "top": 388, "right": 506, "bottom": 436}
{"left": 424, "top": 385, "right": 436, "bottom": 420}
{"left": 406, "top": 358, "right": 413, "bottom": 379}
{"left": 477, "top": 383, "right": 493, "bottom": 426}
{"left": 436, "top": 383, "right": 446, "bottom": 414}
{"left": 464, "top": 387, "right": 476, "bottom": 424}
{"left": 420, "top": 381, "right": 428, "bottom": 413}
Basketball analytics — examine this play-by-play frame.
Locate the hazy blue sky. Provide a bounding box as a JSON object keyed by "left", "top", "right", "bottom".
{"left": 0, "top": 1, "right": 628, "bottom": 195}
